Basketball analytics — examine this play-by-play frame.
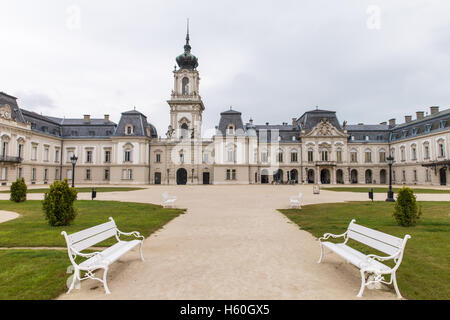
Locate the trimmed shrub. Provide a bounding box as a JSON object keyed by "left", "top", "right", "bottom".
{"left": 43, "top": 179, "right": 78, "bottom": 226}
{"left": 393, "top": 187, "right": 422, "bottom": 227}
{"left": 10, "top": 178, "right": 27, "bottom": 202}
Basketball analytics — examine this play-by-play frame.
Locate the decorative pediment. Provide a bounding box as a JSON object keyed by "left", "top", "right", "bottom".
{"left": 306, "top": 118, "right": 347, "bottom": 138}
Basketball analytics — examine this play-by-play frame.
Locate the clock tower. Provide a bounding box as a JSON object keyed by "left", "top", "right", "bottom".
{"left": 167, "top": 23, "right": 204, "bottom": 140}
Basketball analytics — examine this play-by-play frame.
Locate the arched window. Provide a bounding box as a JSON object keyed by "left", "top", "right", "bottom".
{"left": 182, "top": 77, "right": 189, "bottom": 95}
{"left": 400, "top": 146, "right": 406, "bottom": 161}
{"left": 423, "top": 143, "right": 430, "bottom": 160}
{"left": 438, "top": 140, "right": 445, "bottom": 157}
{"left": 125, "top": 124, "right": 133, "bottom": 135}
{"left": 227, "top": 124, "right": 235, "bottom": 135}
{"left": 181, "top": 123, "right": 189, "bottom": 139}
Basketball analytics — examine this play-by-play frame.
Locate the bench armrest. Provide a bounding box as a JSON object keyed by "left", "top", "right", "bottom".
{"left": 117, "top": 230, "right": 144, "bottom": 241}
{"left": 71, "top": 248, "right": 102, "bottom": 259}
{"left": 365, "top": 253, "right": 398, "bottom": 263}
{"left": 319, "top": 232, "right": 347, "bottom": 242}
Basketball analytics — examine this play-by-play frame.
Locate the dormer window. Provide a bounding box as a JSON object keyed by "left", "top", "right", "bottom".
{"left": 425, "top": 124, "right": 432, "bottom": 132}
{"left": 402, "top": 130, "right": 408, "bottom": 138}
{"left": 412, "top": 128, "right": 418, "bottom": 135}
{"left": 125, "top": 125, "right": 133, "bottom": 135}
{"left": 365, "top": 135, "right": 369, "bottom": 141}
{"left": 439, "top": 120, "right": 447, "bottom": 129}
{"left": 227, "top": 124, "right": 235, "bottom": 135}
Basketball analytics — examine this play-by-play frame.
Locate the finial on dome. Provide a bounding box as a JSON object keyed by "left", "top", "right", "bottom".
{"left": 186, "top": 18, "right": 190, "bottom": 45}
{"left": 176, "top": 19, "right": 199, "bottom": 70}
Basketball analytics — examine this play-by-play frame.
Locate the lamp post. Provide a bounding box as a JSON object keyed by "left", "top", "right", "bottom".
{"left": 70, "top": 155, "right": 78, "bottom": 188}
{"left": 386, "top": 155, "right": 395, "bottom": 202}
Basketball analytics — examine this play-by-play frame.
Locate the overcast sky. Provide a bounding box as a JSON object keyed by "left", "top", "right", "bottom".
{"left": 1, "top": 0, "right": 450, "bottom": 137}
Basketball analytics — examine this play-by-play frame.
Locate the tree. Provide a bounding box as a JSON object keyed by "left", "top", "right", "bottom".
{"left": 43, "top": 179, "right": 78, "bottom": 226}
{"left": 393, "top": 187, "right": 422, "bottom": 227}
{"left": 10, "top": 178, "right": 27, "bottom": 202}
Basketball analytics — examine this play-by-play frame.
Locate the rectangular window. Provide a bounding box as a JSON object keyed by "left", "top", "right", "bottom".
{"left": 104, "top": 169, "right": 110, "bottom": 180}
{"left": 424, "top": 146, "right": 430, "bottom": 159}
{"left": 31, "top": 168, "right": 36, "bottom": 180}
{"left": 413, "top": 170, "right": 417, "bottom": 181}
{"left": 1, "top": 167, "right": 6, "bottom": 180}
{"left": 308, "top": 150, "right": 313, "bottom": 162}
{"left": 156, "top": 154, "right": 161, "bottom": 163}
{"left": 32, "top": 146, "right": 37, "bottom": 160}
{"left": 439, "top": 144, "right": 445, "bottom": 157}
{"left": 55, "top": 149, "right": 60, "bottom": 162}
{"left": 44, "top": 147, "right": 49, "bottom": 161}
{"left": 336, "top": 150, "right": 342, "bottom": 162}
{"left": 232, "top": 169, "right": 236, "bottom": 180}
{"left": 261, "top": 152, "right": 268, "bottom": 163}
{"left": 426, "top": 169, "right": 431, "bottom": 182}
{"left": 128, "top": 169, "right": 132, "bottom": 180}
{"left": 55, "top": 168, "right": 59, "bottom": 180}
{"left": 379, "top": 151, "right": 386, "bottom": 163}
{"left": 321, "top": 150, "right": 328, "bottom": 161}
{"left": 86, "top": 150, "right": 93, "bottom": 163}
{"left": 122, "top": 169, "right": 132, "bottom": 180}
{"left": 350, "top": 152, "right": 357, "bottom": 163}
{"left": 18, "top": 167, "right": 22, "bottom": 179}
{"left": 226, "top": 169, "right": 231, "bottom": 180}
{"left": 365, "top": 152, "right": 371, "bottom": 163}
{"left": 124, "top": 150, "right": 131, "bottom": 162}
{"left": 18, "top": 144, "right": 23, "bottom": 159}
{"left": 402, "top": 170, "right": 406, "bottom": 182}
{"left": 203, "top": 153, "right": 208, "bottom": 163}
{"left": 85, "top": 169, "right": 91, "bottom": 180}
{"left": 105, "top": 150, "right": 111, "bottom": 163}
{"left": 2, "top": 142, "right": 8, "bottom": 157}
{"left": 44, "top": 169, "right": 48, "bottom": 180}
{"left": 291, "top": 151, "right": 298, "bottom": 163}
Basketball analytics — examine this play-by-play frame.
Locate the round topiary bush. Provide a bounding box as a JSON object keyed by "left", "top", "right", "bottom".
{"left": 43, "top": 179, "right": 78, "bottom": 226}
{"left": 393, "top": 187, "right": 422, "bottom": 227}
{"left": 10, "top": 178, "right": 27, "bottom": 202}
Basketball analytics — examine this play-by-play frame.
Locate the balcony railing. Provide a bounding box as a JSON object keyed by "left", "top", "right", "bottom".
{"left": 0, "top": 156, "right": 23, "bottom": 163}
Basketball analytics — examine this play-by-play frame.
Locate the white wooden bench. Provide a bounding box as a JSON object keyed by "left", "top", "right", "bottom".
{"left": 162, "top": 192, "right": 177, "bottom": 208}
{"left": 289, "top": 192, "right": 303, "bottom": 208}
{"left": 318, "top": 219, "right": 411, "bottom": 298}
{"left": 61, "top": 217, "right": 144, "bottom": 294}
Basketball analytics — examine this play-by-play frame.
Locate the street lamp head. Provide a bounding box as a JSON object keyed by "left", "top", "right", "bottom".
{"left": 70, "top": 155, "right": 78, "bottom": 165}
{"left": 387, "top": 155, "right": 394, "bottom": 165}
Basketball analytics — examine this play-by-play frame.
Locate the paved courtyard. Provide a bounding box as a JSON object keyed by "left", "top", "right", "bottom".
{"left": 1, "top": 185, "right": 448, "bottom": 299}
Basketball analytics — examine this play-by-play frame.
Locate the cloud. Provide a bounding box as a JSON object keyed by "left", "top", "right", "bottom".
{"left": 0, "top": 1, "right": 449, "bottom": 137}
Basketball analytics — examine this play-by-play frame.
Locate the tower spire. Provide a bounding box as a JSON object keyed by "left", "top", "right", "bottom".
{"left": 186, "top": 18, "right": 190, "bottom": 45}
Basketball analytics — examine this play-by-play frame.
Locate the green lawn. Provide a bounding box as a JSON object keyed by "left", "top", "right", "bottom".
{"left": 0, "top": 200, "right": 185, "bottom": 299}
{"left": 279, "top": 201, "right": 450, "bottom": 300}
{"left": 322, "top": 187, "right": 450, "bottom": 194}
{"left": 0, "top": 200, "right": 184, "bottom": 247}
{"left": 0, "top": 187, "right": 145, "bottom": 194}
{"left": 0, "top": 250, "right": 70, "bottom": 300}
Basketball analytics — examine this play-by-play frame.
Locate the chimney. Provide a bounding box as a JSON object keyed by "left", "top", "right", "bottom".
{"left": 416, "top": 111, "right": 424, "bottom": 120}
{"left": 389, "top": 118, "right": 396, "bottom": 126}
{"left": 104, "top": 114, "right": 110, "bottom": 123}
{"left": 266, "top": 122, "right": 269, "bottom": 126}
{"left": 83, "top": 115, "right": 90, "bottom": 123}
{"left": 292, "top": 118, "right": 297, "bottom": 127}
{"left": 380, "top": 121, "right": 387, "bottom": 125}
{"left": 430, "top": 106, "right": 439, "bottom": 114}
{"left": 405, "top": 115, "right": 412, "bottom": 123}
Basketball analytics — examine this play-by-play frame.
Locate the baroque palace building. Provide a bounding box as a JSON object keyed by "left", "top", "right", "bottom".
{"left": 0, "top": 30, "right": 449, "bottom": 186}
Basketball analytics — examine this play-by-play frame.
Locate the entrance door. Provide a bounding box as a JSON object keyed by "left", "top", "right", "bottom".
{"left": 154, "top": 172, "right": 161, "bottom": 185}
{"left": 307, "top": 169, "right": 315, "bottom": 184}
{"left": 320, "top": 169, "right": 330, "bottom": 184}
{"left": 440, "top": 168, "right": 447, "bottom": 185}
{"left": 380, "top": 169, "right": 387, "bottom": 184}
{"left": 261, "top": 169, "right": 269, "bottom": 184}
{"left": 203, "top": 172, "right": 210, "bottom": 185}
{"left": 176, "top": 168, "right": 187, "bottom": 185}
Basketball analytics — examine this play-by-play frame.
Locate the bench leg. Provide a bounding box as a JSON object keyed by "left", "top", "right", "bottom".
{"left": 357, "top": 270, "right": 366, "bottom": 298}
{"left": 103, "top": 267, "right": 111, "bottom": 294}
{"left": 318, "top": 243, "right": 324, "bottom": 263}
{"left": 67, "top": 268, "right": 80, "bottom": 294}
{"left": 392, "top": 272, "right": 402, "bottom": 299}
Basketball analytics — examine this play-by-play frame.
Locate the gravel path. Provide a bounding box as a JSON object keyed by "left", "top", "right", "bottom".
{"left": 53, "top": 184, "right": 450, "bottom": 300}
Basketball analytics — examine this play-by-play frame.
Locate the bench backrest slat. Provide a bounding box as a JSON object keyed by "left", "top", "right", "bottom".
{"left": 348, "top": 222, "right": 403, "bottom": 256}
{"left": 71, "top": 228, "right": 117, "bottom": 252}
{"left": 68, "top": 220, "right": 116, "bottom": 244}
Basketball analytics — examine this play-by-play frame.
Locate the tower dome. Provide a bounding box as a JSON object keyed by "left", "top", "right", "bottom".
{"left": 176, "top": 22, "right": 198, "bottom": 70}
